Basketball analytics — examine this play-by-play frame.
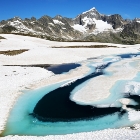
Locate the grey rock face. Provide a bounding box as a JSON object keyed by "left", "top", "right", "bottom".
{"left": 87, "top": 23, "right": 96, "bottom": 30}
{"left": 120, "top": 21, "right": 140, "bottom": 44}
{"left": 83, "top": 32, "right": 122, "bottom": 44}
{"left": 53, "top": 15, "right": 73, "bottom": 31}
{"left": 0, "top": 27, "right": 3, "bottom": 33}
{"left": 31, "top": 17, "right": 37, "bottom": 21}
{"left": 1, "top": 25, "right": 17, "bottom": 33}
{"left": 102, "top": 14, "right": 124, "bottom": 29}
{"left": 73, "top": 15, "right": 82, "bottom": 25}
{"left": 0, "top": 20, "right": 8, "bottom": 26}
{"left": 63, "top": 17, "right": 74, "bottom": 26}
{"left": 38, "top": 15, "right": 54, "bottom": 26}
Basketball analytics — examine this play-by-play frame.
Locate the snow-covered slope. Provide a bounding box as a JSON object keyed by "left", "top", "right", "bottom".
{"left": 72, "top": 24, "right": 87, "bottom": 33}
{"left": 73, "top": 7, "right": 123, "bottom": 34}
{"left": 73, "top": 16, "right": 114, "bottom": 34}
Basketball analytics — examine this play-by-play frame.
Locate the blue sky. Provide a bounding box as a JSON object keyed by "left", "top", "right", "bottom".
{"left": 0, "top": 0, "right": 140, "bottom": 21}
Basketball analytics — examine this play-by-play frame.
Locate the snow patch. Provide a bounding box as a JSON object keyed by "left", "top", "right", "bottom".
{"left": 9, "top": 20, "right": 21, "bottom": 26}
{"left": 136, "top": 21, "right": 140, "bottom": 23}
{"left": 73, "top": 17, "right": 114, "bottom": 34}
{"left": 30, "top": 21, "right": 35, "bottom": 24}
{"left": 48, "top": 23, "right": 54, "bottom": 26}
{"left": 72, "top": 24, "right": 87, "bottom": 33}
{"left": 9, "top": 20, "right": 35, "bottom": 33}
{"left": 92, "top": 18, "right": 113, "bottom": 34}
{"left": 53, "top": 20, "right": 64, "bottom": 25}
{"left": 113, "top": 27, "right": 123, "bottom": 33}
{"left": 128, "top": 110, "right": 140, "bottom": 121}
{"left": 0, "top": 65, "right": 53, "bottom": 133}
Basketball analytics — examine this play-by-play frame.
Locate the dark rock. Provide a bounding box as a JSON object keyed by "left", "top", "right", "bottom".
{"left": 2, "top": 25, "right": 17, "bottom": 33}
{"left": 120, "top": 21, "right": 140, "bottom": 44}
{"left": 31, "top": 17, "right": 37, "bottom": 21}
{"left": 102, "top": 14, "right": 124, "bottom": 29}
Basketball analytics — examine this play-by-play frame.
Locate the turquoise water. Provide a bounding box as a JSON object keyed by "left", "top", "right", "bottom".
{"left": 2, "top": 53, "right": 140, "bottom": 136}
{"left": 2, "top": 79, "right": 136, "bottom": 136}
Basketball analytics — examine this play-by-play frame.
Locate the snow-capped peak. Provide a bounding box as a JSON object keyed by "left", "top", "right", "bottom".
{"left": 82, "top": 7, "right": 96, "bottom": 14}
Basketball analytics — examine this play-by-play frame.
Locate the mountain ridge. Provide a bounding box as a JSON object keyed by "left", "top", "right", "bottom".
{"left": 0, "top": 7, "right": 140, "bottom": 44}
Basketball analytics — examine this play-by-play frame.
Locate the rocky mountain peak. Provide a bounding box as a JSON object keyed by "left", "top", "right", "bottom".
{"left": 82, "top": 7, "right": 96, "bottom": 14}
{"left": 31, "top": 17, "right": 37, "bottom": 21}
{"left": 9, "top": 17, "right": 22, "bottom": 22}
{"left": 54, "top": 15, "right": 63, "bottom": 20}
{"left": 38, "top": 15, "right": 54, "bottom": 26}
{"left": 80, "top": 7, "right": 102, "bottom": 20}
{"left": 0, "top": 7, "right": 140, "bottom": 44}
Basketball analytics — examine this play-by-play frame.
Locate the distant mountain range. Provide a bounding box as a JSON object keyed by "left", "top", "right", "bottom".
{"left": 0, "top": 7, "right": 140, "bottom": 44}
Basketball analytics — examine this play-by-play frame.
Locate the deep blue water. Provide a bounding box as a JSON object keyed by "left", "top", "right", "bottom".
{"left": 47, "top": 63, "right": 81, "bottom": 74}
{"left": 117, "top": 53, "right": 140, "bottom": 59}
{"left": 32, "top": 62, "right": 124, "bottom": 122}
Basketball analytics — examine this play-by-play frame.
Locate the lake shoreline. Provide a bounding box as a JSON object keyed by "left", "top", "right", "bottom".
{"left": 1, "top": 34, "right": 140, "bottom": 139}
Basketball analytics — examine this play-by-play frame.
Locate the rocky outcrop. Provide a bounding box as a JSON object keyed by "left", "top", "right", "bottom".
{"left": 1, "top": 25, "right": 17, "bottom": 33}
{"left": 87, "top": 22, "right": 96, "bottom": 30}
{"left": 0, "top": 15, "right": 82, "bottom": 40}
{"left": 102, "top": 14, "right": 124, "bottom": 29}
{"left": 83, "top": 32, "right": 122, "bottom": 44}
{"left": 120, "top": 21, "right": 140, "bottom": 44}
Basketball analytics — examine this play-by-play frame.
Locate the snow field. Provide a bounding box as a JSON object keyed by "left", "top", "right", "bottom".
{"left": 0, "top": 34, "right": 140, "bottom": 139}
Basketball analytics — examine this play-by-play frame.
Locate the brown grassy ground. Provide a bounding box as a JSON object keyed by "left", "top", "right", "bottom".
{"left": 0, "top": 49, "right": 29, "bottom": 56}
{"left": 52, "top": 45, "right": 118, "bottom": 48}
